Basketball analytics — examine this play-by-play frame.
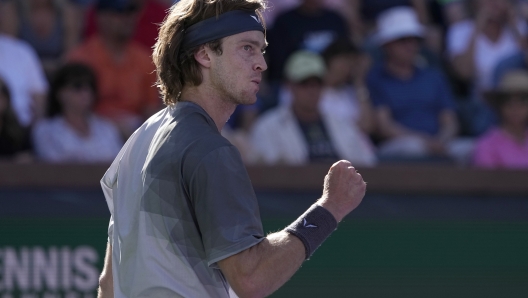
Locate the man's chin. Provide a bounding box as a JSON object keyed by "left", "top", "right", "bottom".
{"left": 234, "top": 95, "right": 258, "bottom": 106}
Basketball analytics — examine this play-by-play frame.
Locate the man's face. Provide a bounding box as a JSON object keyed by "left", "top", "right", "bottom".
{"left": 478, "top": 0, "right": 510, "bottom": 23}
{"left": 209, "top": 30, "right": 267, "bottom": 105}
{"left": 384, "top": 37, "right": 420, "bottom": 65}
{"left": 326, "top": 53, "right": 355, "bottom": 86}
{"left": 290, "top": 77, "right": 324, "bottom": 112}
{"left": 97, "top": 10, "right": 139, "bottom": 42}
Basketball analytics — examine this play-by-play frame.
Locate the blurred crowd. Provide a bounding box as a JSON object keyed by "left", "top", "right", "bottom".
{"left": 0, "top": 0, "right": 527, "bottom": 169}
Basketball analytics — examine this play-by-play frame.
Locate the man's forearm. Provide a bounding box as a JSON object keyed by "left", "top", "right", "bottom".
{"left": 219, "top": 230, "right": 305, "bottom": 298}
{"left": 219, "top": 161, "right": 366, "bottom": 298}
{"left": 437, "top": 110, "right": 459, "bottom": 143}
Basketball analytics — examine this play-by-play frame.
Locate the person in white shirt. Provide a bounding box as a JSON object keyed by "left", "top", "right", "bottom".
{"left": 446, "top": 0, "right": 527, "bottom": 135}
{"left": 33, "top": 63, "right": 122, "bottom": 163}
{"left": 447, "top": 0, "right": 526, "bottom": 93}
{"left": 250, "top": 50, "right": 376, "bottom": 166}
{"left": 0, "top": 34, "right": 48, "bottom": 126}
{"left": 320, "top": 37, "right": 375, "bottom": 135}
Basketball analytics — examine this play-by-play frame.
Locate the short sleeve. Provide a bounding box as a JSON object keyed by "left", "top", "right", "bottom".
{"left": 189, "top": 145, "right": 264, "bottom": 267}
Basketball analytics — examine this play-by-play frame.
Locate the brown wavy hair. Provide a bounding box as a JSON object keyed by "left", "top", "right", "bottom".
{"left": 153, "top": 0, "right": 268, "bottom": 105}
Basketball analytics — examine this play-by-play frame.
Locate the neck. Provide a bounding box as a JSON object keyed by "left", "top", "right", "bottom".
{"left": 385, "top": 59, "right": 414, "bottom": 80}
{"left": 501, "top": 123, "right": 527, "bottom": 142}
{"left": 180, "top": 85, "right": 236, "bottom": 132}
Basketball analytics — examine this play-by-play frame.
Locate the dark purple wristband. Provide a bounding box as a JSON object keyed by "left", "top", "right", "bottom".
{"left": 286, "top": 204, "right": 338, "bottom": 260}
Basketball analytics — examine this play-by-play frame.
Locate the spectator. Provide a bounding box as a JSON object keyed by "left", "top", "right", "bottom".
{"left": 33, "top": 63, "right": 123, "bottom": 163}
{"left": 15, "top": 0, "right": 80, "bottom": 77}
{"left": 84, "top": 0, "right": 169, "bottom": 50}
{"left": 0, "top": 0, "right": 18, "bottom": 37}
{"left": 0, "top": 33, "right": 48, "bottom": 126}
{"left": 473, "top": 70, "right": 528, "bottom": 168}
{"left": 367, "top": 7, "right": 466, "bottom": 162}
{"left": 265, "top": 0, "right": 349, "bottom": 84}
{"left": 250, "top": 51, "right": 376, "bottom": 166}
{"left": 447, "top": 0, "right": 527, "bottom": 136}
{"left": 320, "top": 38, "right": 375, "bottom": 135}
{"left": 447, "top": 0, "right": 526, "bottom": 93}
{"left": 353, "top": 0, "right": 431, "bottom": 30}
{"left": 0, "top": 76, "right": 32, "bottom": 162}
{"left": 492, "top": 32, "right": 528, "bottom": 86}
{"left": 264, "top": 0, "right": 353, "bottom": 33}
{"left": 67, "top": 0, "right": 161, "bottom": 138}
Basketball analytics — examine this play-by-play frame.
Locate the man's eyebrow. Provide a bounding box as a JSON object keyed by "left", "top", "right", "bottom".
{"left": 239, "top": 39, "right": 268, "bottom": 50}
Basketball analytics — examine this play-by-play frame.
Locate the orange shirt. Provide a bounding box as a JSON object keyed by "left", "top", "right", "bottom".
{"left": 67, "top": 36, "right": 160, "bottom": 118}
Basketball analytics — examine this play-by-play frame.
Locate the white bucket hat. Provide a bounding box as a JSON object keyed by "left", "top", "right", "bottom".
{"left": 375, "top": 6, "right": 425, "bottom": 45}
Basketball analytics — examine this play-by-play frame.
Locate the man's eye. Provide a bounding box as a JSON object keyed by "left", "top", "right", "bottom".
{"left": 243, "top": 45, "right": 252, "bottom": 51}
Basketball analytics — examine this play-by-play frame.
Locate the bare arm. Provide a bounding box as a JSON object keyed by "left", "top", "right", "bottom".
{"left": 217, "top": 231, "right": 305, "bottom": 298}
{"left": 436, "top": 109, "right": 459, "bottom": 143}
{"left": 450, "top": 8, "right": 489, "bottom": 81}
{"left": 98, "top": 243, "right": 114, "bottom": 298}
{"left": 31, "top": 93, "right": 47, "bottom": 124}
{"left": 375, "top": 106, "right": 417, "bottom": 139}
{"left": 451, "top": 30, "right": 479, "bottom": 81}
{"left": 218, "top": 161, "right": 366, "bottom": 298}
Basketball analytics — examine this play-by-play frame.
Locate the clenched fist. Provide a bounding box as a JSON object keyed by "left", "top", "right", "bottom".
{"left": 318, "top": 160, "right": 366, "bottom": 222}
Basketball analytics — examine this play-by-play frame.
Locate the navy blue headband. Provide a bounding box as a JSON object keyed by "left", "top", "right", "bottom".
{"left": 182, "top": 10, "right": 265, "bottom": 50}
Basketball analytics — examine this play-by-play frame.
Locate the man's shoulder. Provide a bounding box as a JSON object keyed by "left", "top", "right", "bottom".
{"left": 171, "top": 103, "right": 233, "bottom": 156}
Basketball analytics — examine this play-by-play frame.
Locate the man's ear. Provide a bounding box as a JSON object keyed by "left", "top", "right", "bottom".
{"left": 194, "top": 45, "right": 212, "bottom": 68}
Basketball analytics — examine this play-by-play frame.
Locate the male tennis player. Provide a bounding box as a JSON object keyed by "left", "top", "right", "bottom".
{"left": 98, "top": 0, "right": 366, "bottom": 297}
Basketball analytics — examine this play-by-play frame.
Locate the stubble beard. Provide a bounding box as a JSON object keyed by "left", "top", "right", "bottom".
{"left": 211, "top": 63, "right": 255, "bottom": 106}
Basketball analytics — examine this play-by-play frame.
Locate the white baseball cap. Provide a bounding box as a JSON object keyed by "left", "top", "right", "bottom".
{"left": 284, "top": 50, "right": 326, "bottom": 82}
{"left": 375, "top": 6, "right": 425, "bottom": 45}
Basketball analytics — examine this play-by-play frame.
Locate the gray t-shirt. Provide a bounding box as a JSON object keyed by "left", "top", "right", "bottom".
{"left": 101, "top": 102, "right": 264, "bottom": 297}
